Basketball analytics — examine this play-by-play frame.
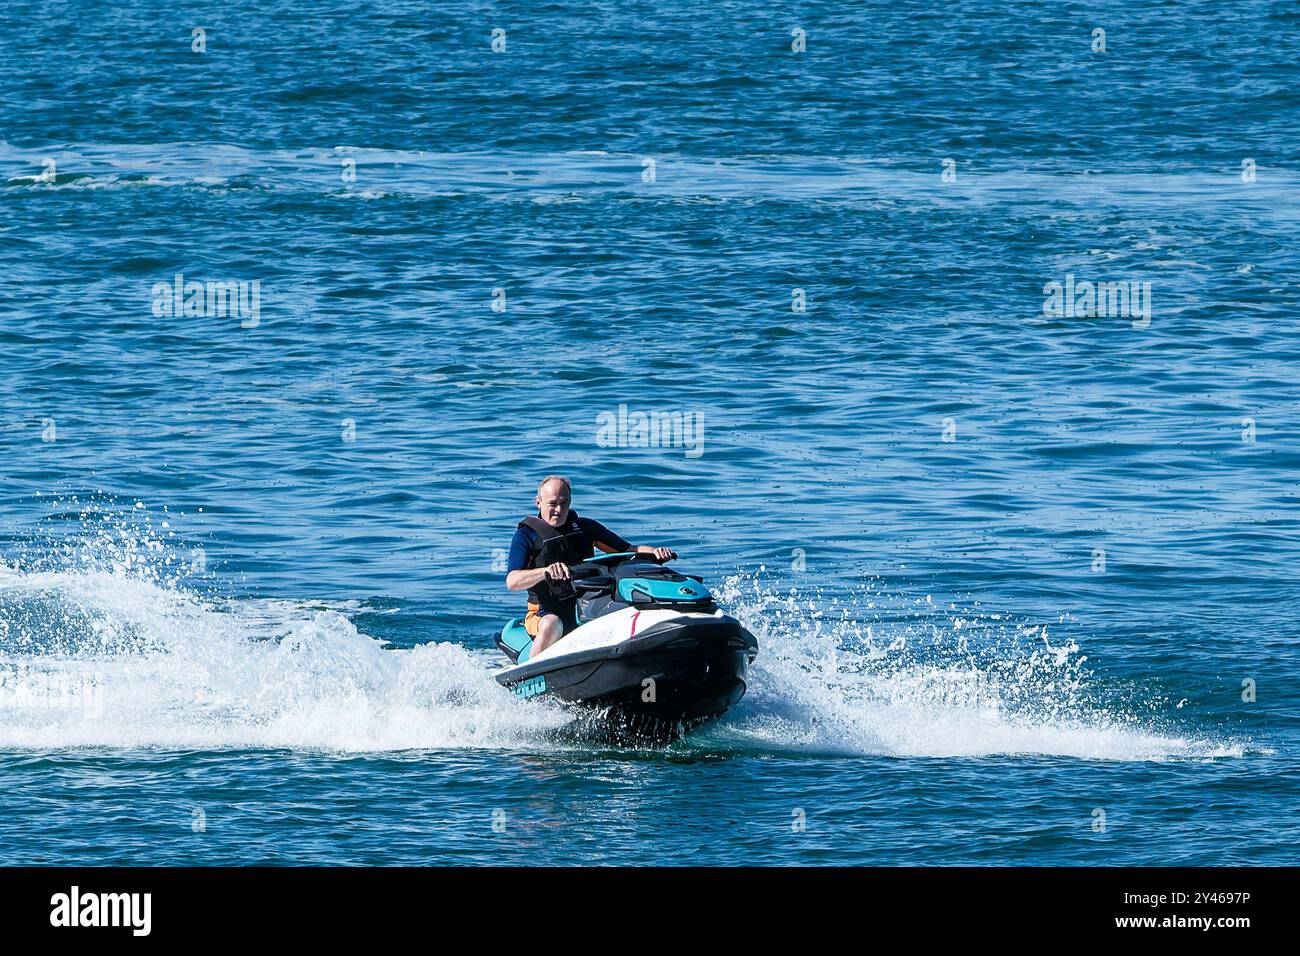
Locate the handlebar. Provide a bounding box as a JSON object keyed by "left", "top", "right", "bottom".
{"left": 543, "top": 550, "right": 678, "bottom": 594}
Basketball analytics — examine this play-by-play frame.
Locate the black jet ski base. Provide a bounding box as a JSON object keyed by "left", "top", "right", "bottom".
{"left": 497, "top": 616, "right": 756, "bottom": 742}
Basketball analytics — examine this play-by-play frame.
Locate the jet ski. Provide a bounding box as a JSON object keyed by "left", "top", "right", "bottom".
{"left": 494, "top": 552, "right": 758, "bottom": 739}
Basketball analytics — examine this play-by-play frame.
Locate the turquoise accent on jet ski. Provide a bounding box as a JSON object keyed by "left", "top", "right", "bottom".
{"left": 499, "top": 619, "right": 533, "bottom": 663}
{"left": 584, "top": 551, "right": 638, "bottom": 565}
{"left": 617, "top": 577, "right": 711, "bottom": 603}
{"left": 513, "top": 674, "right": 547, "bottom": 699}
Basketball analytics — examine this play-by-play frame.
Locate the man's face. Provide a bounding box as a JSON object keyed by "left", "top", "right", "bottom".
{"left": 536, "top": 482, "right": 571, "bottom": 528}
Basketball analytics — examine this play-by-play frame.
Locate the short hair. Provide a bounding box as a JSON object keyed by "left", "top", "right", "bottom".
{"left": 536, "top": 475, "right": 572, "bottom": 498}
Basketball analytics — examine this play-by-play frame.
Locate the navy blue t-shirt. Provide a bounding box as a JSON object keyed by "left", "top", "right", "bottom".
{"left": 507, "top": 516, "right": 631, "bottom": 572}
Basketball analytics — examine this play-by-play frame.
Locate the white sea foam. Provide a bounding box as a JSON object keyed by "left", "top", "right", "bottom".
{"left": 3, "top": 142, "right": 1297, "bottom": 218}
{"left": 709, "top": 574, "right": 1243, "bottom": 761}
{"left": 0, "top": 559, "right": 567, "bottom": 752}
{"left": 0, "top": 515, "right": 1244, "bottom": 760}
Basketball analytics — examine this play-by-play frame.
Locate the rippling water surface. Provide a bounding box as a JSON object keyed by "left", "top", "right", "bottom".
{"left": 0, "top": 1, "right": 1296, "bottom": 865}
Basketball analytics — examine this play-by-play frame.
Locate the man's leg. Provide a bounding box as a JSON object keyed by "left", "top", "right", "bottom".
{"left": 530, "top": 614, "right": 565, "bottom": 656}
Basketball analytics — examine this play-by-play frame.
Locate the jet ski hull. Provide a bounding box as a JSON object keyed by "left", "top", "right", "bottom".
{"left": 495, "top": 614, "right": 756, "bottom": 738}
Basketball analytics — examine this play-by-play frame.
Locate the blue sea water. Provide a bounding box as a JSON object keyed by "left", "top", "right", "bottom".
{"left": 1, "top": 1, "right": 1297, "bottom": 865}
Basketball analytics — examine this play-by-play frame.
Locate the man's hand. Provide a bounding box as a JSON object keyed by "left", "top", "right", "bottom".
{"left": 648, "top": 547, "right": 676, "bottom": 563}
{"left": 544, "top": 561, "right": 571, "bottom": 581}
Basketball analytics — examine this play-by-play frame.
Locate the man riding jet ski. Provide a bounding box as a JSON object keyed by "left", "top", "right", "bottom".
{"left": 504, "top": 475, "right": 677, "bottom": 656}
{"left": 496, "top": 475, "right": 758, "bottom": 737}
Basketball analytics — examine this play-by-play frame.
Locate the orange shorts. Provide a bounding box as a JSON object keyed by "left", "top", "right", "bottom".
{"left": 523, "top": 604, "right": 548, "bottom": 637}
{"left": 523, "top": 603, "right": 569, "bottom": 637}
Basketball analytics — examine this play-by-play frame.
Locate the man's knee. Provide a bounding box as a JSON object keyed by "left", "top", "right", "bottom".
{"left": 533, "top": 614, "right": 564, "bottom": 650}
